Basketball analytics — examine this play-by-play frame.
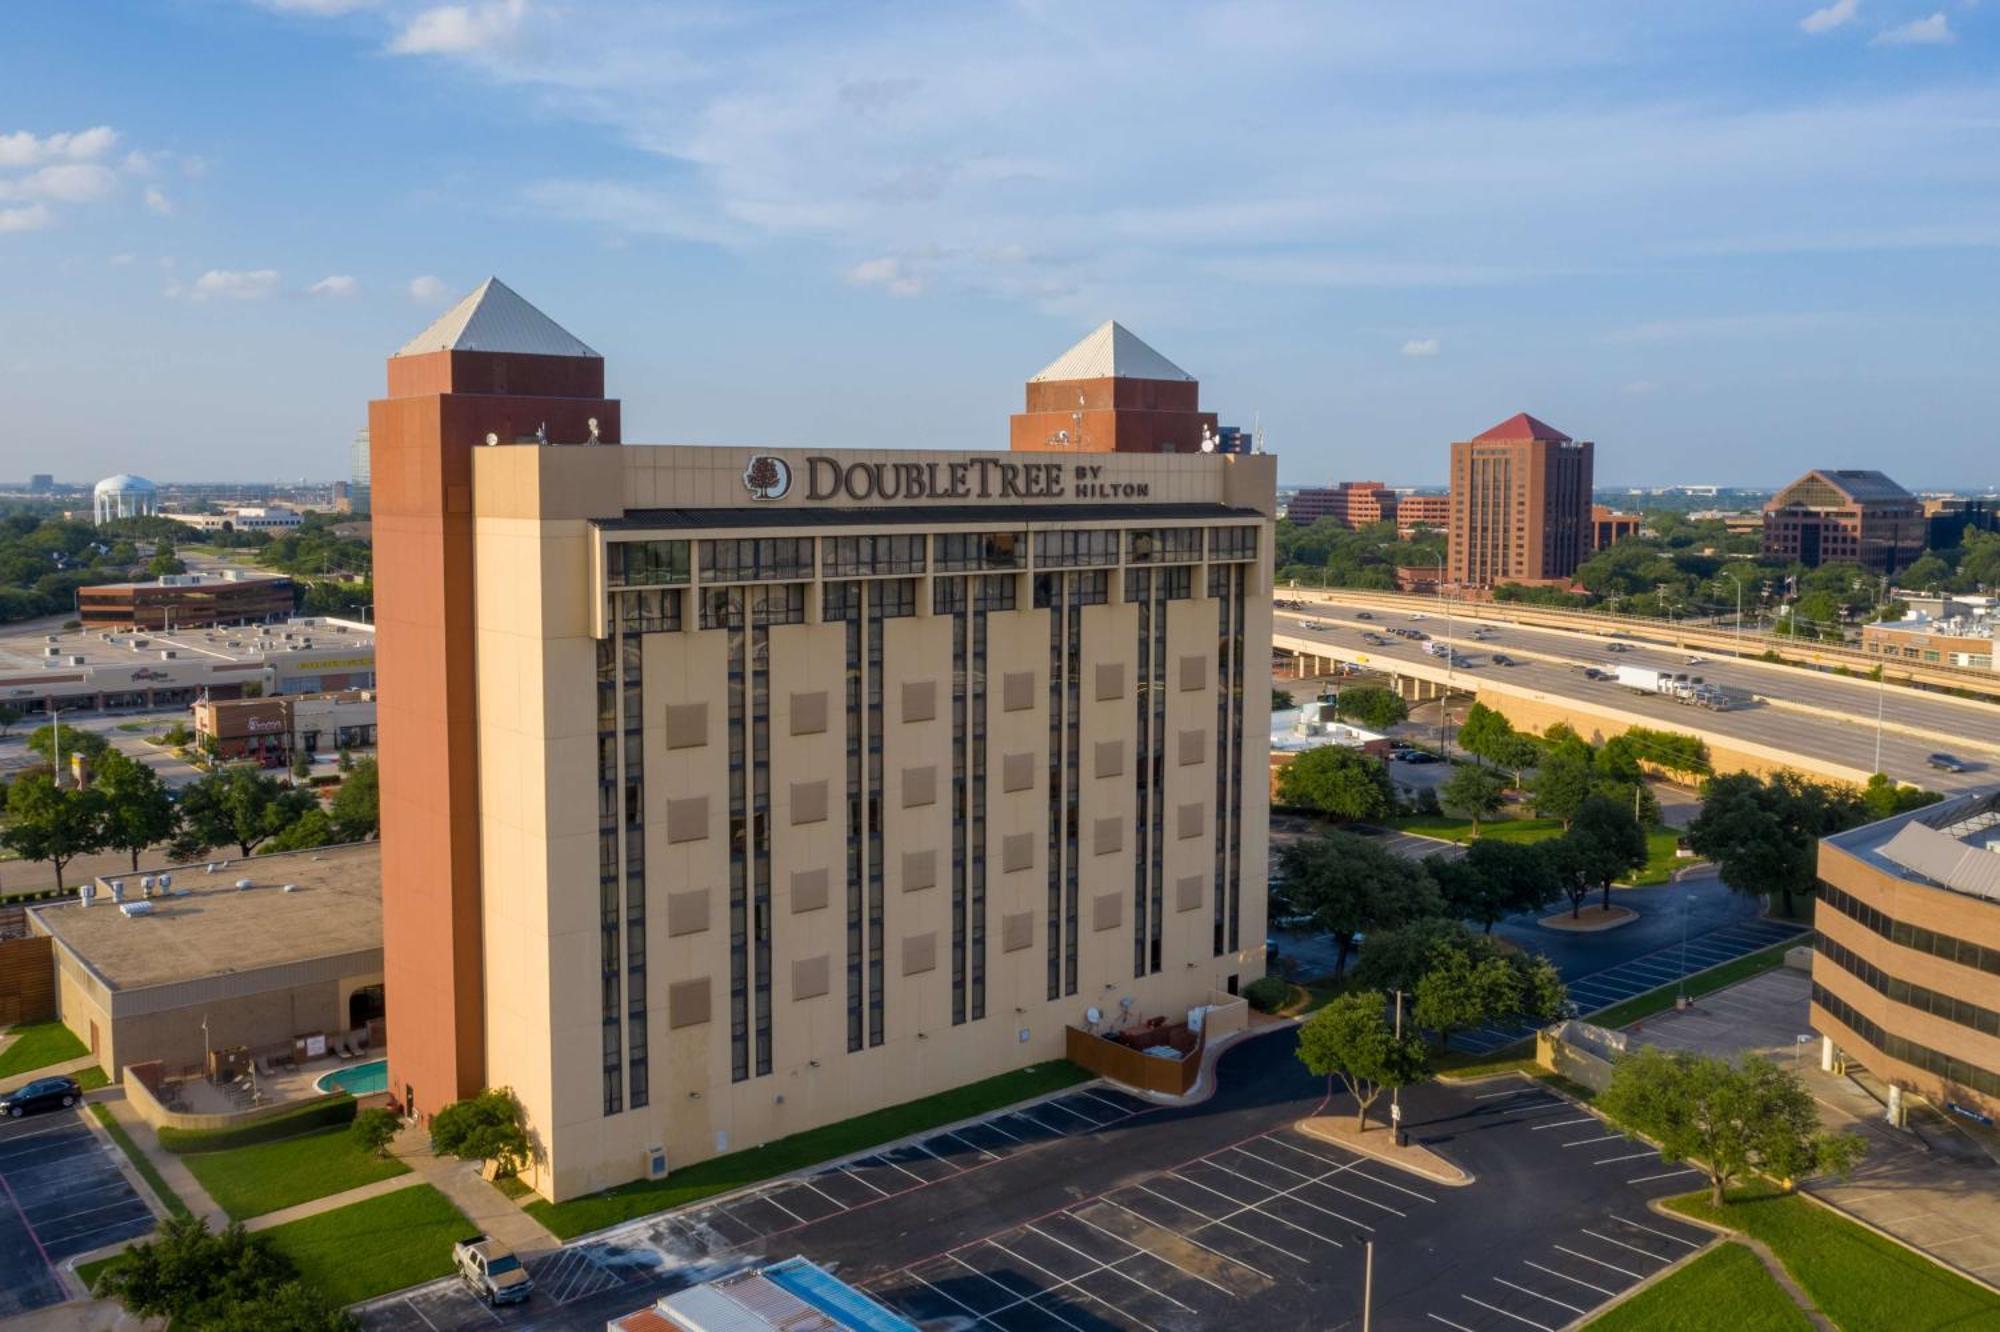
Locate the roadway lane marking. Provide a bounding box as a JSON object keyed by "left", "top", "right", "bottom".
{"left": 1523, "top": 1260, "right": 1614, "bottom": 1297}
{"left": 1493, "top": 1277, "right": 1586, "bottom": 1316}
{"left": 1628, "top": 1167, "right": 1701, "bottom": 1184}
{"left": 1594, "top": 1151, "right": 1662, "bottom": 1166}
{"left": 1611, "top": 1215, "right": 1701, "bottom": 1248}
{"left": 1529, "top": 1117, "right": 1596, "bottom": 1131}
{"left": 1129, "top": 1184, "right": 1310, "bottom": 1262}
{"left": 1460, "top": 1293, "right": 1554, "bottom": 1330}
{"left": 1554, "top": 1244, "right": 1642, "bottom": 1281}
{"left": 1583, "top": 1228, "right": 1673, "bottom": 1263}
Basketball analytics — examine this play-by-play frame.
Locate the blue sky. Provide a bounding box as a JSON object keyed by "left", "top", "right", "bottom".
{"left": 2, "top": 0, "right": 1997, "bottom": 488}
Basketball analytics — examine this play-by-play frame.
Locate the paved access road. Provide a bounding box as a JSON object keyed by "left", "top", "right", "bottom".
{"left": 365, "top": 1032, "right": 1716, "bottom": 1331}
{"left": 1276, "top": 601, "right": 2000, "bottom": 792}
{"left": 0, "top": 1109, "right": 157, "bottom": 1317}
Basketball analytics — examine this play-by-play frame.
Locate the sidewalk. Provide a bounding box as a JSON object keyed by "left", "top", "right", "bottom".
{"left": 0, "top": 1053, "right": 98, "bottom": 1096}
{"left": 95, "top": 1093, "right": 227, "bottom": 1229}
{"left": 388, "top": 1125, "right": 558, "bottom": 1257}
{"left": 245, "top": 1172, "right": 423, "bottom": 1233}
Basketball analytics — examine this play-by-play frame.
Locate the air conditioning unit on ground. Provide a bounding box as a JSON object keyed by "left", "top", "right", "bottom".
{"left": 643, "top": 1146, "right": 669, "bottom": 1180}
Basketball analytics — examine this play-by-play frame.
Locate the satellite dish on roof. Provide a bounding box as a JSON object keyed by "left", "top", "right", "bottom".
{"left": 1085, "top": 1006, "right": 1102, "bottom": 1026}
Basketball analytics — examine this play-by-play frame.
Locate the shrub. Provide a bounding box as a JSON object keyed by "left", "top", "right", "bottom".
{"left": 430, "top": 1087, "right": 530, "bottom": 1176}
{"left": 1242, "top": 976, "right": 1291, "bottom": 1013}
{"left": 159, "top": 1094, "right": 356, "bottom": 1154}
{"left": 349, "top": 1107, "right": 400, "bottom": 1159}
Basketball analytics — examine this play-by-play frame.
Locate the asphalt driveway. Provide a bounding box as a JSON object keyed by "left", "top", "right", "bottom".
{"left": 0, "top": 1109, "right": 157, "bottom": 1317}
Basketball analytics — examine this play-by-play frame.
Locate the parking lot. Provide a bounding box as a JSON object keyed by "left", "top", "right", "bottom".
{"left": 364, "top": 1035, "right": 1715, "bottom": 1331}
{"left": 0, "top": 1110, "right": 158, "bottom": 1317}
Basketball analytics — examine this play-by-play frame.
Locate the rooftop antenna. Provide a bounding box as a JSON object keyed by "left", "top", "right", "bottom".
{"left": 587, "top": 417, "right": 600, "bottom": 444}
{"left": 535, "top": 422, "right": 548, "bottom": 446}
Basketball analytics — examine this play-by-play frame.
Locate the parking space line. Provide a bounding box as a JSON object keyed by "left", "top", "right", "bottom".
{"left": 1129, "top": 1185, "right": 1309, "bottom": 1263}
{"left": 1523, "top": 1260, "right": 1613, "bottom": 1297}
{"left": 1494, "top": 1276, "right": 1585, "bottom": 1316}
{"left": 911, "top": 1140, "right": 966, "bottom": 1172}
{"left": 1010, "top": 1108, "right": 1062, "bottom": 1135}
{"left": 948, "top": 1251, "right": 1090, "bottom": 1330}
{"left": 939, "top": 1130, "right": 1000, "bottom": 1162}
{"left": 1611, "top": 1215, "right": 1700, "bottom": 1248}
{"left": 1560, "top": 1134, "right": 1626, "bottom": 1148}
{"left": 1068, "top": 1210, "right": 1236, "bottom": 1297}
{"left": 1025, "top": 1223, "right": 1198, "bottom": 1313}
{"left": 1096, "top": 1196, "right": 1274, "bottom": 1281}
{"left": 1039, "top": 1099, "right": 1103, "bottom": 1127}
{"left": 1627, "top": 1167, "right": 1700, "bottom": 1184}
{"left": 1254, "top": 1137, "right": 1436, "bottom": 1204}
{"left": 796, "top": 1178, "right": 849, "bottom": 1210}
{"left": 875, "top": 1154, "right": 932, "bottom": 1186}
{"left": 1079, "top": 1089, "right": 1140, "bottom": 1117}
{"left": 1593, "top": 1151, "right": 1660, "bottom": 1166}
{"left": 1166, "top": 1172, "right": 1348, "bottom": 1246}
{"left": 908, "top": 1270, "right": 1005, "bottom": 1330}
{"left": 1529, "top": 1117, "right": 1596, "bottom": 1131}
{"left": 974, "top": 1116, "right": 1026, "bottom": 1144}
{"left": 1582, "top": 1228, "right": 1671, "bottom": 1263}
{"left": 841, "top": 1164, "right": 892, "bottom": 1196}
{"left": 1474, "top": 1087, "right": 1531, "bottom": 1099}
{"left": 1553, "top": 1244, "right": 1641, "bottom": 1280}
{"left": 1427, "top": 1315, "right": 1476, "bottom": 1330}
{"left": 1221, "top": 1146, "right": 1403, "bottom": 1218}
{"left": 1461, "top": 1293, "right": 1554, "bottom": 1330}
{"left": 975, "top": 1241, "right": 1157, "bottom": 1332}
{"left": 398, "top": 1297, "right": 442, "bottom": 1330}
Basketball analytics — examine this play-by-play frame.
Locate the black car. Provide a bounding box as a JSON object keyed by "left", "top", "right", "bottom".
{"left": 1490, "top": 653, "right": 1512, "bottom": 665}
{"left": 1355, "top": 611, "right": 1373, "bottom": 620}
{"left": 1928, "top": 753, "right": 1969, "bottom": 773}
{"left": 0, "top": 1075, "right": 81, "bottom": 1119}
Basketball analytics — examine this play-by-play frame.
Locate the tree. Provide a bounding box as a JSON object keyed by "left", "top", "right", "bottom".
{"left": 0, "top": 703, "right": 19, "bottom": 738}
{"left": 430, "top": 1087, "right": 531, "bottom": 1176}
{"left": 1275, "top": 746, "right": 1397, "bottom": 821}
{"left": 264, "top": 807, "right": 339, "bottom": 854}
{"left": 1430, "top": 839, "right": 1557, "bottom": 932}
{"left": 24, "top": 722, "right": 110, "bottom": 767}
{"left": 1353, "top": 916, "right": 1480, "bottom": 992}
{"left": 1861, "top": 772, "right": 1943, "bottom": 819}
{"left": 1529, "top": 727, "right": 1598, "bottom": 828}
{"left": 1687, "top": 772, "right": 1869, "bottom": 917}
{"left": 1275, "top": 831, "right": 1442, "bottom": 975}
{"left": 1491, "top": 735, "right": 1542, "bottom": 787}
{"left": 1439, "top": 764, "right": 1508, "bottom": 833}
{"left": 1413, "top": 940, "right": 1522, "bottom": 1052}
{"left": 1561, "top": 795, "right": 1650, "bottom": 913}
{"left": 1333, "top": 686, "right": 1408, "bottom": 732}
{"left": 93, "top": 750, "right": 180, "bottom": 871}
{"left": 290, "top": 749, "right": 311, "bottom": 781}
{"left": 1272, "top": 688, "right": 1294, "bottom": 712}
{"left": 94, "top": 1214, "right": 357, "bottom": 1331}
{"left": 1295, "top": 991, "right": 1429, "bottom": 1131}
{"left": 1455, "top": 702, "right": 1516, "bottom": 763}
{"left": 349, "top": 1107, "right": 400, "bottom": 1159}
{"left": 1598, "top": 1048, "right": 1865, "bottom": 1207}
{"left": 0, "top": 772, "right": 106, "bottom": 891}
{"left": 146, "top": 542, "right": 185, "bottom": 577}
{"left": 175, "top": 766, "right": 319, "bottom": 859}
{"left": 330, "top": 758, "right": 379, "bottom": 840}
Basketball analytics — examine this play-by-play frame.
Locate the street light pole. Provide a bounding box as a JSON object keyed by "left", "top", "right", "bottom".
{"left": 1873, "top": 671, "right": 1886, "bottom": 776}
{"left": 1361, "top": 1238, "right": 1375, "bottom": 1332}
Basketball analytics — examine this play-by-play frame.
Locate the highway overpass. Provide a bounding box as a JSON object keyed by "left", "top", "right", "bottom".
{"left": 1273, "top": 595, "right": 2000, "bottom": 793}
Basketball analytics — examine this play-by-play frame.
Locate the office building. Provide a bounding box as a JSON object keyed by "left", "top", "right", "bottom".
{"left": 350, "top": 428, "right": 372, "bottom": 516}
{"left": 374, "top": 280, "right": 1274, "bottom": 1200}
{"left": 1815, "top": 789, "right": 2000, "bottom": 1124}
{"left": 1761, "top": 470, "right": 1924, "bottom": 574}
{"left": 1590, "top": 505, "right": 1641, "bottom": 551}
{"left": 1863, "top": 601, "right": 1997, "bottom": 672}
{"left": 1923, "top": 497, "right": 1999, "bottom": 551}
{"left": 1007, "top": 320, "right": 1220, "bottom": 454}
{"left": 92, "top": 474, "right": 159, "bottom": 525}
{"left": 1287, "top": 481, "right": 1397, "bottom": 529}
{"left": 77, "top": 571, "right": 295, "bottom": 631}
{"left": 28, "top": 474, "right": 53, "bottom": 494}
{"left": 1395, "top": 493, "right": 1450, "bottom": 539}
{"left": 1446, "top": 413, "right": 1594, "bottom": 589}
{"left": 164, "top": 505, "right": 305, "bottom": 534}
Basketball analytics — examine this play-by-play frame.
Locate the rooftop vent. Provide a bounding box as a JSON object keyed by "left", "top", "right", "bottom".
{"left": 281, "top": 883, "right": 298, "bottom": 893}
{"left": 119, "top": 900, "right": 155, "bottom": 918}
{"left": 69, "top": 656, "right": 85, "bottom": 666}
{"left": 235, "top": 878, "right": 253, "bottom": 890}
{"left": 160, "top": 650, "right": 177, "bottom": 660}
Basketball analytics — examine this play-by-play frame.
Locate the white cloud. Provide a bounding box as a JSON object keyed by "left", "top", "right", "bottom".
{"left": 0, "top": 163, "right": 119, "bottom": 204}
{"left": 0, "top": 204, "right": 52, "bottom": 234}
{"left": 845, "top": 256, "right": 924, "bottom": 297}
{"left": 1874, "top": 12, "right": 1953, "bottom": 43}
{"left": 1800, "top": 0, "right": 1860, "bottom": 34}
{"left": 143, "top": 187, "right": 172, "bottom": 215}
{"left": 0, "top": 126, "right": 118, "bottom": 168}
{"left": 308, "top": 274, "right": 359, "bottom": 297}
{"left": 254, "top": 0, "right": 380, "bottom": 13}
{"left": 189, "top": 268, "right": 281, "bottom": 301}
{"left": 390, "top": 0, "right": 526, "bottom": 55}
{"left": 408, "top": 274, "right": 449, "bottom": 303}
{"left": 1400, "top": 337, "right": 1441, "bottom": 357}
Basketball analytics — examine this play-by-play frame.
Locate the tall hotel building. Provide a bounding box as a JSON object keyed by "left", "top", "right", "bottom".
{"left": 1446, "top": 412, "right": 1594, "bottom": 589}
{"left": 374, "top": 282, "right": 1274, "bottom": 1199}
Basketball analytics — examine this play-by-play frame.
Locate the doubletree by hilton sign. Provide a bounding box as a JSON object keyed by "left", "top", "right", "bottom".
{"left": 744, "top": 455, "right": 1152, "bottom": 503}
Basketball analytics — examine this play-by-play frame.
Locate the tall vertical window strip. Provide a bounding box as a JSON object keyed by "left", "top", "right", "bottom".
{"left": 751, "top": 611, "right": 773, "bottom": 1078}
{"left": 596, "top": 637, "right": 623, "bottom": 1116}
{"left": 863, "top": 579, "right": 917, "bottom": 1044}
{"left": 970, "top": 575, "right": 1009, "bottom": 1019}
{"left": 1227, "top": 563, "right": 1246, "bottom": 953}
{"left": 621, "top": 634, "right": 648, "bottom": 1108}
{"left": 1147, "top": 572, "right": 1172, "bottom": 974}
{"left": 726, "top": 604, "right": 749, "bottom": 1082}
{"left": 1130, "top": 570, "right": 1152, "bottom": 977}
{"left": 941, "top": 577, "right": 969, "bottom": 1026}
{"left": 1212, "top": 564, "right": 1234, "bottom": 956}
{"left": 825, "top": 581, "right": 865, "bottom": 1053}
{"left": 1041, "top": 575, "right": 1064, "bottom": 1001}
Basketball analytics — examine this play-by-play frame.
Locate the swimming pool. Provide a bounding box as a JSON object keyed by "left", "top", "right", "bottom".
{"left": 315, "top": 1057, "right": 388, "bottom": 1096}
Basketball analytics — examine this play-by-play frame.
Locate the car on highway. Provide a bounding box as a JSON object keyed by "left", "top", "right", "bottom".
{"left": 1581, "top": 666, "right": 1605, "bottom": 679}
{"left": 1409, "top": 612, "right": 1427, "bottom": 620}
{"left": 1928, "top": 752, "right": 1970, "bottom": 773}
{"left": 1606, "top": 642, "right": 1629, "bottom": 653}
{"left": 1490, "top": 653, "right": 1513, "bottom": 665}
{"left": 1302, "top": 619, "right": 1326, "bottom": 631}
{"left": 1355, "top": 611, "right": 1373, "bottom": 620}
{"left": 0, "top": 1075, "right": 82, "bottom": 1119}
{"left": 1686, "top": 654, "right": 1705, "bottom": 665}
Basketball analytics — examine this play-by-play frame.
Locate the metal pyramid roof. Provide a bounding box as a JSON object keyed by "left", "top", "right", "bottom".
{"left": 1029, "top": 320, "right": 1194, "bottom": 383}
{"left": 1471, "top": 412, "right": 1571, "bottom": 444}
{"left": 394, "top": 277, "right": 600, "bottom": 359}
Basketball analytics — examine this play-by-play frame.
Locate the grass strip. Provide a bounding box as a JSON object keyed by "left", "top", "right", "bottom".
{"left": 1584, "top": 1240, "right": 1811, "bottom": 1330}
{"left": 528, "top": 1061, "right": 1092, "bottom": 1239}
{"left": 1386, "top": 815, "right": 1686, "bottom": 884}
{"left": 158, "top": 1093, "right": 355, "bottom": 1153}
{"left": 259, "top": 1183, "right": 470, "bottom": 1307}
{"left": 1666, "top": 1182, "right": 2000, "bottom": 1331}
{"left": 182, "top": 1126, "right": 408, "bottom": 1220}
{"left": 89, "top": 1103, "right": 189, "bottom": 1219}
{"left": 0, "top": 1019, "right": 89, "bottom": 1078}
{"left": 75, "top": 1251, "right": 127, "bottom": 1297}
{"left": 1589, "top": 939, "right": 1798, "bottom": 1030}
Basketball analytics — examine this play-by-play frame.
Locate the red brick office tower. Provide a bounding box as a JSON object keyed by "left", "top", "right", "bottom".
{"left": 372, "top": 278, "right": 619, "bottom": 1119}
{"left": 1446, "top": 412, "right": 1594, "bottom": 589}
{"left": 1009, "top": 320, "right": 1218, "bottom": 453}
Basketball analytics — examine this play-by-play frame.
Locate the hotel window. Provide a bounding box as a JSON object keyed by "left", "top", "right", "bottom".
{"left": 934, "top": 531, "right": 1025, "bottom": 572}
{"left": 607, "top": 539, "right": 690, "bottom": 587}
{"left": 1126, "top": 528, "right": 1204, "bottom": 564}
{"left": 617, "top": 588, "right": 683, "bottom": 636}
{"left": 1034, "top": 529, "right": 1119, "bottom": 568}
{"left": 1208, "top": 526, "right": 1258, "bottom": 561}
{"left": 595, "top": 638, "right": 622, "bottom": 1116}
{"left": 699, "top": 537, "right": 815, "bottom": 583}
{"left": 823, "top": 534, "right": 926, "bottom": 578}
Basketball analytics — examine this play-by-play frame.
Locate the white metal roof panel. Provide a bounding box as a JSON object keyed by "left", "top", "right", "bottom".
{"left": 394, "top": 277, "right": 600, "bottom": 359}
{"left": 1030, "top": 320, "right": 1193, "bottom": 383}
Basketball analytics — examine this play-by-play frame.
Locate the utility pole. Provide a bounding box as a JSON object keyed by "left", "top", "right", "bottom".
{"left": 1390, "top": 989, "right": 1405, "bottom": 1138}
{"left": 1361, "top": 1238, "right": 1375, "bottom": 1332}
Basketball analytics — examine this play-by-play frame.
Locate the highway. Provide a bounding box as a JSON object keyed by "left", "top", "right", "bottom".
{"left": 1275, "top": 596, "right": 2000, "bottom": 793}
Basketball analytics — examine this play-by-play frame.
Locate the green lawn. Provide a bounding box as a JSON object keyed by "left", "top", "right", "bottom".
{"left": 182, "top": 1126, "right": 408, "bottom": 1220}
{"left": 1666, "top": 1183, "right": 2000, "bottom": 1331}
{"left": 75, "top": 1252, "right": 125, "bottom": 1297}
{"left": 528, "top": 1061, "right": 1092, "bottom": 1239}
{"left": 1591, "top": 940, "right": 1797, "bottom": 1030}
{"left": 0, "top": 1020, "right": 88, "bottom": 1079}
{"left": 89, "top": 1103, "right": 189, "bottom": 1218}
{"left": 1385, "top": 815, "right": 1686, "bottom": 885}
{"left": 76, "top": 1065, "right": 109, "bottom": 1091}
{"left": 259, "top": 1184, "right": 470, "bottom": 1306}
{"left": 1585, "top": 1241, "right": 1810, "bottom": 1331}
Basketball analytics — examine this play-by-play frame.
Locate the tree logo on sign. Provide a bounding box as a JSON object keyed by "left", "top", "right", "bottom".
{"left": 743, "top": 456, "right": 791, "bottom": 501}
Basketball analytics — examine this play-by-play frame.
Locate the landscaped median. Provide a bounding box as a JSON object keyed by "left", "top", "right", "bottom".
{"left": 1583, "top": 1240, "right": 1811, "bottom": 1331}
{"left": 1385, "top": 813, "right": 1686, "bottom": 885}
{"left": 525, "top": 1061, "right": 1091, "bottom": 1240}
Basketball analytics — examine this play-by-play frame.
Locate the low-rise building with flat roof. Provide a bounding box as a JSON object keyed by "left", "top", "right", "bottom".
{"left": 77, "top": 570, "right": 294, "bottom": 631}
{"left": 193, "top": 690, "right": 378, "bottom": 765}
{"left": 28, "top": 843, "right": 383, "bottom": 1078}
{"left": 1814, "top": 788, "right": 2000, "bottom": 1126}
{"left": 1862, "top": 607, "right": 1996, "bottom": 672}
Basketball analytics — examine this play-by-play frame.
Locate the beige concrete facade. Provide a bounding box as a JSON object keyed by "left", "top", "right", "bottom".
{"left": 471, "top": 443, "right": 1274, "bottom": 1200}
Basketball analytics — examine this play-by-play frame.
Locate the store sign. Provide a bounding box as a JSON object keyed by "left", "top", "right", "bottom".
{"left": 796, "top": 456, "right": 1150, "bottom": 503}
{"left": 245, "top": 716, "right": 286, "bottom": 734}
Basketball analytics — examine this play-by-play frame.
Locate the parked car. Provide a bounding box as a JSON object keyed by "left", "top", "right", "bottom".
{"left": 1928, "top": 752, "right": 1969, "bottom": 773}
{"left": 1399, "top": 750, "right": 1442, "bottom": 765}
{"left": 453, "top": 1235, "right": 534, "bottom": 1306}
{"left": 0, "top": 1076, "right": 81, "bottom": 1119}
{"left": 1409, "top": 613, "right": 1428, "bottom": 620}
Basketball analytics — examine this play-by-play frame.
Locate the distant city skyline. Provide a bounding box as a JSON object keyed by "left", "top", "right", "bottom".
{"left": 5, "top": 3, "right": 1999, "bottom": 484}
